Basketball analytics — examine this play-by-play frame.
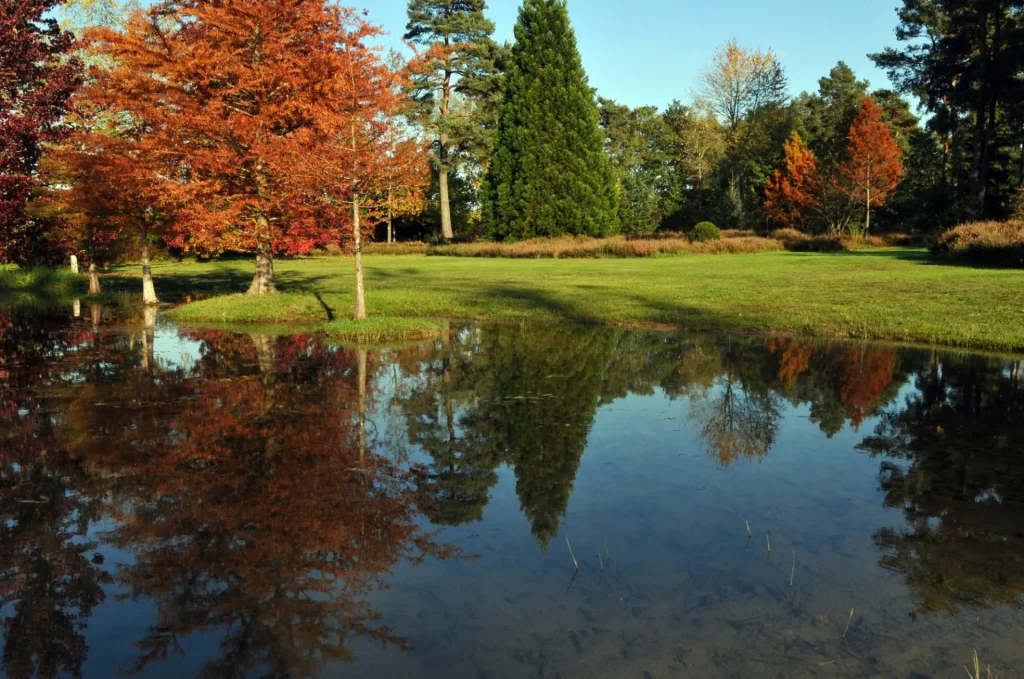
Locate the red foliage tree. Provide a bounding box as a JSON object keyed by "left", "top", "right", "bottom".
{"left": 840, "top": 97, "right": 904, "bottom": 234}
{"left": 84, "top": 0, "right": 356, "bottom": 295}
{"left": 0, "top": 0, "right": 82, "bottom": 265}
{"left": 765, "top": 133, "right": 820, "bottom": 231}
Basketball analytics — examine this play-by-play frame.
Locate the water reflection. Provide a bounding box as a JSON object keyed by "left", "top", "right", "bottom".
{"left": 2, "top": 307, "right": 1024, "bottom": 676}
{"left": 860, "top": 353, "right": 1024, "bottom": 616}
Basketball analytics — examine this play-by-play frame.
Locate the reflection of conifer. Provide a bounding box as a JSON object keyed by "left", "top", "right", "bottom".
{"left": 859, "top": 355, "right": 1024, "bottom": 615}
{"left": 467, "top": 324, "right": 615, "bottom": 548}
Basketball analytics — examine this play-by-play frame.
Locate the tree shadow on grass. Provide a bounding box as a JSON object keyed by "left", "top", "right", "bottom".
{"left": 105, "top": 266, "right": 254, "bottom": 300}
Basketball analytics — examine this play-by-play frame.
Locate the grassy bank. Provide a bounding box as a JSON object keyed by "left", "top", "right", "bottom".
{"left": 146, "top": 248, "right": 1024, "bottom": 351}
{"left": 0, "top": 265, "right": 86, "bottom": 300}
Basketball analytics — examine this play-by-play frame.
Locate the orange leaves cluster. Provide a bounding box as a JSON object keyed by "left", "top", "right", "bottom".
{"left": 840, "top": 96, "right": 904, "bottom": 216}
{"left": 765, "top": 133, "right": 820, "bottom": 230}
{"left": 82, "top": 0, "right": 427, "bottom": 259}
{"left": 765, "top": 96, "right": 903, "bottom": 232}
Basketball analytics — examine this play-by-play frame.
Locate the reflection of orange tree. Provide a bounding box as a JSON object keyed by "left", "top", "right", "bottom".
{"left": 0, "top": 311, "right": 115, "bottom": 679}
{"left": 63, "top": 332, "right": 458, "bottom": 676}
{"left": 836, "top": 346, "right": 898, "bottom": 428}
{"left": 769, "top": 337, "right": 812, "bottom": 388}
{"left": 771, "top": 339, "right": 901, "bottom": 436}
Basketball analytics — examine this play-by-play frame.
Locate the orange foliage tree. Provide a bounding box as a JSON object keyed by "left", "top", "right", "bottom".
{"left": 288, "top": 10, "right": 428, "bottom": 319}
{"left": 840, "top": 97, "right": 904, "bottom": 234}
{"left": 765, "top": 132, "right": 820, "bottom": 230}
{"left": 84, "top": 0, "right": 354, "bottom": 295}
{"left": 46, "top": 104, "right": 165, "bottom": 301}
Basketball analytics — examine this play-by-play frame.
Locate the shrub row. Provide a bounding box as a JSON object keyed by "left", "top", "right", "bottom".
{"left": 932, "top": 220, "right": 1024, "bottom": 267}
{"left": 422, "top": 230, "right": 920, "bottom": 260}
{"left": 426, "top": 235, "right": 783, "bottom": 259}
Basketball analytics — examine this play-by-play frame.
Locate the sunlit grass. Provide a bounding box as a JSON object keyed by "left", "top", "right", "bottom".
{"left": 106, "top": 248, "right": 1024, "bottom": 351}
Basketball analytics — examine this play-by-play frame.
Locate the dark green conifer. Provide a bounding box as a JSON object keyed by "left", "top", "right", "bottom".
{"left": 486, "top": 0, "right": 618, "bottom": 239}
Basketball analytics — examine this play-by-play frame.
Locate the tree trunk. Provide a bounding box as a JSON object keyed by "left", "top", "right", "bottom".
{"left": 247, "top": 239, "right": 277, "bottom": 296}
{"left": 438, "top": 65, "right": 454, "bottom": 241}
{"left": 70, "top": 255, "right": 79, "bottom": 274}
{"left": 387, "top": 191, "right": 393, "bottom": 245}
{"left": 865, "top": 186, "right": 871, "bottom": 236}
{"left": 439, "top": 162, "right": 454, "bottom": 241}
{"left": 140, "top": 227, "right": 159, "bottom": 306}
{"left": 353, "top": 193, "right": 367, "bottom": 320}
{"left": 88, "top": 262, "right": 101, "bottom": 295}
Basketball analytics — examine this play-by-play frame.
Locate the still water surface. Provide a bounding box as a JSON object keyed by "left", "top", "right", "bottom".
{"left": 1, "top": 305, "right": 1022, "bottom": 678}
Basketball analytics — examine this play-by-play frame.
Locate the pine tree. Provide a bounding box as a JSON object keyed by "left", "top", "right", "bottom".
{"left": 485, "top": 0, "right": 618, "bottom": 240}
{"left": 405, "top": 0, "right": 502, "bottom": 241}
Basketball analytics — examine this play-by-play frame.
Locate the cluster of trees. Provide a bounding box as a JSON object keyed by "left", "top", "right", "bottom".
{"left": 4, "top": 0, "right": 1024, "bottom": 309}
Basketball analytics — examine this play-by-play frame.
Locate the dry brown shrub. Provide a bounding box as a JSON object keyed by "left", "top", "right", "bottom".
{"left": 933, "top": 220, "right": 1024, "bottom": 267}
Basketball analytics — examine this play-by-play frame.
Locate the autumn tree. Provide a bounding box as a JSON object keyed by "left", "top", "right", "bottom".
{"left": 292, "top": 10, "right": 427, "bottom": 320}
{"left": 85, "top": 0, "right": 350, "bottom": 295}
{"left": 765, "top": 132, "right": 820, "bottom": 230}
{"left": 840, "top": 97, "right": 904, "bottom": 234}
{"left": 696, "top": 40, "right": 788, "bottom": 225}
{"left": 405, "top": 0, "right": 502, "bottom": 241}
{"left": 0, "top": 0, "right": 82, "bottom": 265}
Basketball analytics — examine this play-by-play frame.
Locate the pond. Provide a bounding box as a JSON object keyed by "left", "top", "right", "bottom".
{"left": 1, "top": 303, "right": 1022, "bottom": 678}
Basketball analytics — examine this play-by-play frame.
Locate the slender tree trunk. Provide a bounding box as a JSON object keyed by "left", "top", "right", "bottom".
{"left": 140, "top": 226, "right": 159, "bottom": 306}
{"left": 248, "top": 226, "right": 277, "bottom": 296}
{"left": 353, "top": 193, "right": 366, "bottom": 320}
{"left": 439, "top": 156, "right": 453, "bottom": 241}
{"left": 70, "top": 255, "right": 79, "bottom": 274}
{"left": 387, "top": 188, "right": 393, "bottom": 245}
{"left": 438, "top": 66, "right": 454, "bottom": 241}
{"left": 73, "top": 299, "right": 81, "bottom": 318}
{"left": 865, "top": 185, "right": 871, "bottom": 236}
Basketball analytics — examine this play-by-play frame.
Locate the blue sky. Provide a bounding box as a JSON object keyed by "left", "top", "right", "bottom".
{"left": 366, "top": 0, "right": 904, "bottom": 110}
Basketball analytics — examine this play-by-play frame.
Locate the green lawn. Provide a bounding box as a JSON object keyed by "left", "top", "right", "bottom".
{"left": 123, "top": 248, "right": 1024, "bottom": 351}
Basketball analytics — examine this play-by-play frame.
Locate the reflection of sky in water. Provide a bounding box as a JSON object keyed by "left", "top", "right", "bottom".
{"left": 152, "top": 323, "right": 205, "bottom": 370}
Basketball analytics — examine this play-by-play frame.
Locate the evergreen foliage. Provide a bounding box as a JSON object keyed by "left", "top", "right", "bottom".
{"left": 485, "top": 0, "right": 618, "bottom": 240}
{"left": 691, "top": 222, "right": 722, "bottom": 242}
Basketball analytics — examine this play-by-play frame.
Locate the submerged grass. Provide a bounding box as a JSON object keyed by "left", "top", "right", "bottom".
{"left": 322, "top": 317, "right": 443, "bottom": 343}
{"left": 62, "top": 247, "right": 1024, "bottom": 351}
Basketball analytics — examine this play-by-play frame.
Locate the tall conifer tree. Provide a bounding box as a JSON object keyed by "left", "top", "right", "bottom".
{"left": 485, "top": 0, "right": 618, "bottom": 240}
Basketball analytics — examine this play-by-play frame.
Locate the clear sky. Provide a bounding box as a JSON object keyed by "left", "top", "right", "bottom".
{"left": 365, "top": 0, "right": 904, "bottom": 110}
